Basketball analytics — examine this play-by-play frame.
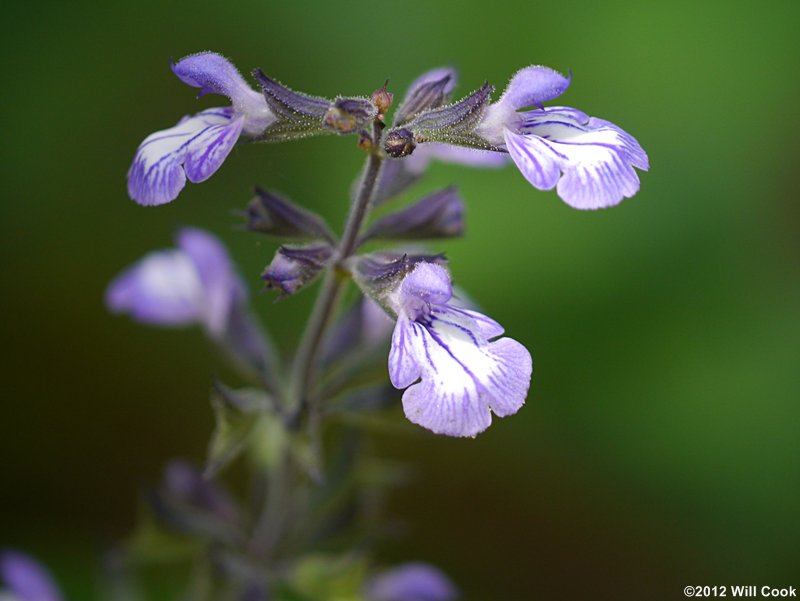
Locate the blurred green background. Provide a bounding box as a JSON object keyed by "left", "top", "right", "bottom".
{"left": 2, "top": 0, "right": 799, "bottom": 599}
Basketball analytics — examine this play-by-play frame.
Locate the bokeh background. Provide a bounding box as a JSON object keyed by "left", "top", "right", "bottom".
{"left": 2, "top": 0, "right": 799, "bottom": 599}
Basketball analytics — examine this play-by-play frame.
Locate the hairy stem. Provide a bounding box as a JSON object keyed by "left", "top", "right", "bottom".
{"left": 289, "top": 130, "right": 384, "bottom": 413}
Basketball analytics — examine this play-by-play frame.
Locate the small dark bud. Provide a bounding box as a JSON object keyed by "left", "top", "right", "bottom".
{"left": 262, "top": 244, "right": 333, "bottom": 296}
{"left": 384, "top": 128, "right": 416, "bottom": 158}
{"left": 323, "top": 97, "right": 377, "bottom": 134}
{"left": 244, "top": 187, "right": 334, "bottom": 242}
{"left": 371, "top": 80, "right": 394, "bottom": 116}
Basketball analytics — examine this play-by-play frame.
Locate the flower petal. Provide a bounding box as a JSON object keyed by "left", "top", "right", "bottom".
{"left": 177, "top": 228, "right": 242, "bottom": 336}
{"left": 495, "top": 66, "right": 571, "bottom": 112}
{"left": 171, "top": 52, "right": 272, "bottom": 133}
{"left": 403, "top": 142, "right": 508, "bottom": 175}
{"left": 399, "top": 308, "right": 531, "bottom": 437}
{"left": 505, "top": 107, "right": 649, "bottom": 209}
{"left": 478, "top": 66, "right": 571, "bottom": 143}
{"left": 388, "top": 316, "right": 422, "bottom": 389}
{"left": 365, "top": 562, "right": 457, "bottom": 601}
{"left": 0, "top": 551, "right": 63, "bottom": 601}
{"left": 449, "top": 307, "right": 505, "bottom": 339}
{"left": 105, "top": 249, "right": 205, "bottom": 326}
{"left": 127, "top": 108, "right": 242, "bottom": 205}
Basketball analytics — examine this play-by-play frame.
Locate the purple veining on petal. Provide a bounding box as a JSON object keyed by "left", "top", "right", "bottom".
{"left": 365, "top": 562, "right": 458, "bottom": 601}
{"left": 0, "top": 551, "right": 63, "bottom": 601}
{"left": 388, "top": 316, "right": 421, "bottom": 389}
{"left": 127, "top": 108, "right": 241, "bottom": 205}
{"left": 448, "top": 307, "right": 504, "bottom": 339}
{"left": 477, "top": 66, "right": 571, "bottom": 143}
{"left": 184, "top": 116, "right": 244, "bottom": 182}
{"left": 386, "top": 263, "right": 532, "bottom": 437}
{"left": 506, "top": 106, "right": 649, "bottom": 209}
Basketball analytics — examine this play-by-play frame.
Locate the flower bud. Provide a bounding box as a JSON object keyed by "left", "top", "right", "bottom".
{"left": 384, "top": 128, "right": 416, "bottom": 158}
{"left": 323, "top": 97, "right": 377, "bottom": 134}
{"left": 361, "top": 187, "right": 464, "bottom": 243}
{"left": 262, "top": 244, "right": 333, "bottom": 296}
{"left": 243, "top": 187, "right": 334, "bottom": 242}
{"left": 371, "top": 80, "right": 394, "bottom": 116}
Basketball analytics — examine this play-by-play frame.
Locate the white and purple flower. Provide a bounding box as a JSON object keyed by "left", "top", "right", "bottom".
{"left": 127, "top": 52, "right": 274, "bottom": 206}
{"left": 106, "top": 228, "right": 269, "bottom": 374}
{"left": 476, "top": 66, "right": 649, "bottom": 209}
{"left": 387, "top": 263, "right": 532, "bottom": 438}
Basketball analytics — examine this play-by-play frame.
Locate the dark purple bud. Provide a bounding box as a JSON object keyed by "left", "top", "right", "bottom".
{"left": 371, "top": 80, "right": 394, "bottom": 116}
{"left": 394, "top": 71, "right": 455, "bottom": 126}
{"left": 262, "top": 244, "right": 333, "bottom": 296}
{"left": 362, "top": 187, "right": 464, "bottom": 243}
{"left": 384, "top": 128, "right": 416, "bottom": 158}
{"left": 252, "top": 69, "right": 332, "bottom": 142}
{"left": 400, "top": 83, "right": 500, "bottom": 151}
{"left": 164, "top": 460, "right": 240, "bottom": 524}
{"left": 244, "top": 187, "right": 335, "bottom": 242}
{"left": 323, "top": 97, "right": 377, "bottom": 134}
{"left": 352, "top": 252, "right": 447, "bottom": 315}
{"left": 0, "top": 551, "right": 63, "bottom": 601}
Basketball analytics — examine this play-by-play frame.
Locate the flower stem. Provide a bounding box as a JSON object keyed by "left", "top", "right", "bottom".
{"left": 289, "top": 126, "right": 384, "bottom": 417}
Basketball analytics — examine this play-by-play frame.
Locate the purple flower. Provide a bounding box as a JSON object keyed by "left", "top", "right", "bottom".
{"left": 106, "top": 228, "right": 273, "bottom": 379}
{"left": 106, "top": 228, "right": 243, "bottom": 336}
{"left": 475, "top": 66, "right": 649, "bottom": 209}
{"left": 127, "top": 52, "right": 274, "bottom": 206}
{"left": 0, "top": 551, "right": 63, "bottom": 601}
{"left": 365, "top": 563, "right": 457, "bottom": 601}
{"left": 387, "top": 263, "right": 531, "bottom": 437}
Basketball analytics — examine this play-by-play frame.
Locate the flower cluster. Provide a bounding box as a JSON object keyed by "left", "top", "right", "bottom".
{"left": 118, "top": 51, "right": 647, "bottom": 434}
{"left": 108, "top": 50, "right": 648, "bottom": 598}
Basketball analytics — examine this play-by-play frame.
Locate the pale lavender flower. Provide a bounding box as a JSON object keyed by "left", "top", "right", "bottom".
{"left": 0, "top": 551, "right": 63, "bottom": 601}
{"left": 475, "top": 66, "right": 649, "bottom": 209}
{"left": 387, "top": 263, "right": 531, "bottom": 437}
{"left": 365, "top": 563, "right": 457, "bottom": 601}
{"left": 106, "top": 228, "right": 268, "bottom": 372}
{"left": 127, "top": 52, "right": 274, "bottom": 206}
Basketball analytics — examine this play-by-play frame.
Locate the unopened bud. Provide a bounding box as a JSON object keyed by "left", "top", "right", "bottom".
{"left": 384, "top": 128, "right": 416, "bottom": 158}
{"left": 371, "top": 80, "right": 394, "bottom": 115}
{"left": 323, "top": 97, "right": 377, "bottom": 134}
{"left": 262, "top": 244, "right": 333, "bottom": 296}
